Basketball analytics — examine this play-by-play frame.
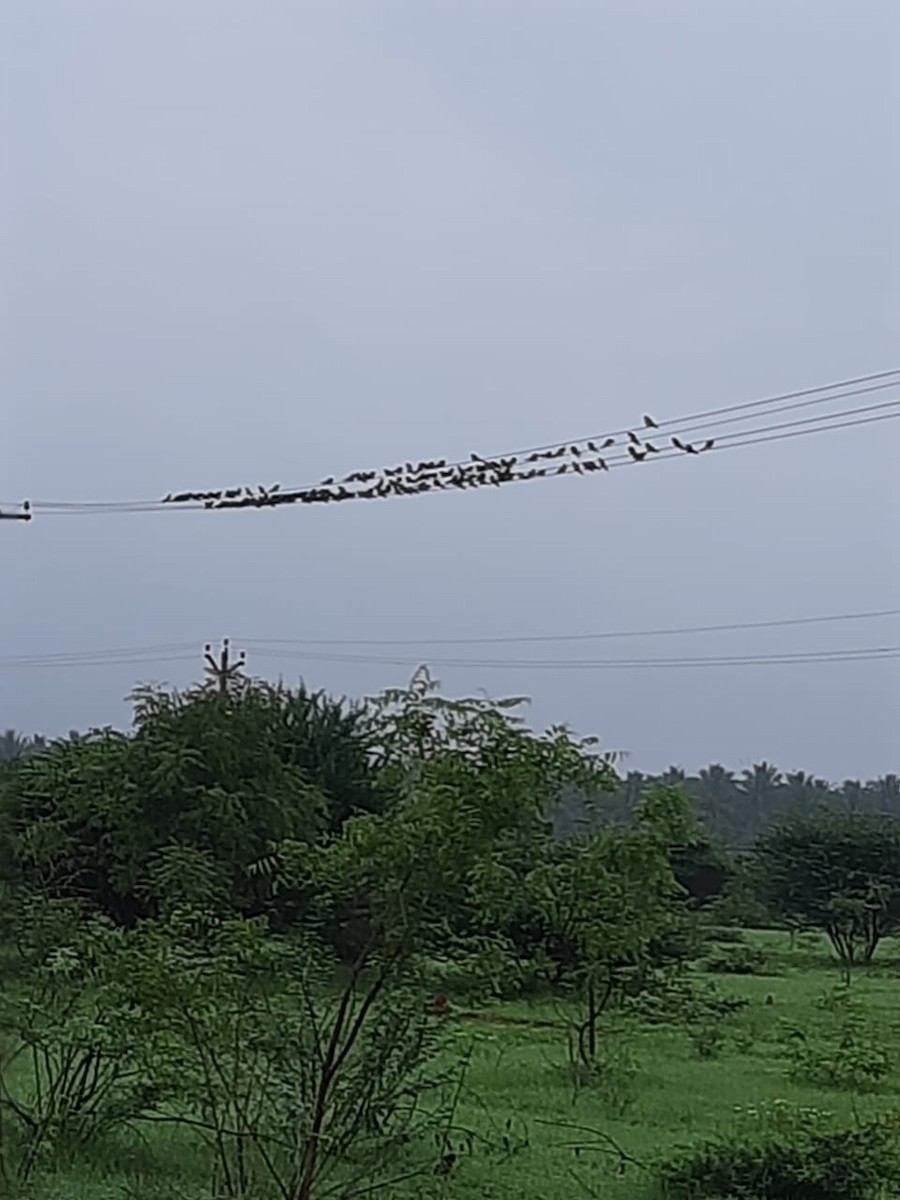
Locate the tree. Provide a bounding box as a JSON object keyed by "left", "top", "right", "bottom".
{"left": 506, "top": 785, "right": 693, "bottom": 1065}
{"left": 0, "top": 730, "right": 45, "bottom": 764}
{"left": 755, "top": 811, "right": 900, "bottom": 964}
{"left": 0, "top": 681, "right": 380, "bottom": 926}
{"left": 739, "top": 761, "right": 783, "bottom": 842}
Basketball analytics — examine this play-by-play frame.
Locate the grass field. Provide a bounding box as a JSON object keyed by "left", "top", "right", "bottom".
{"left": 9, "top": 928, "right": 900, "bottom": 1199}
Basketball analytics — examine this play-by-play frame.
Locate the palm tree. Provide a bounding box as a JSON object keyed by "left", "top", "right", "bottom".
{"left": 739, "top": 761, "right": 783, "bottom": 843}
{"left": 696, "top": 764, "right": 738, "bottom": 842}
{"left": 0, "top": 729, "right": 43, "bottom": 763}
{"left": 839, "top": 779, "right": 865, "bottom": 814}
{"left": 866, "top": 774, "right": 900, "bottom": 816}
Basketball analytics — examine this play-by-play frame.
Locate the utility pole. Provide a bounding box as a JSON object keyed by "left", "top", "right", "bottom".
{"left": 203, "top": 638, "right": 247, "bottom": 695}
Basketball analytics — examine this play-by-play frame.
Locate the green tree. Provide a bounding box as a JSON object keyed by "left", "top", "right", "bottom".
{"left": 755, "top": 811, "right": 900, "bottom": 964}
{"left": 0, "top": 681, "right": 378, "bottom": 926}
{"left": 511, "top": 785, "right": 691, "bottom": 1065}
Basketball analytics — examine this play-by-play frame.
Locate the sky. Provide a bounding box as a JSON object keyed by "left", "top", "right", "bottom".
{"left": 2, "top": 0, "right": 898, "bottom": 782}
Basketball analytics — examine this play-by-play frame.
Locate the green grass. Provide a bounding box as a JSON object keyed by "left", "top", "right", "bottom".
{"left": 8, "top": 929, "right": 900, "bottom": 1199}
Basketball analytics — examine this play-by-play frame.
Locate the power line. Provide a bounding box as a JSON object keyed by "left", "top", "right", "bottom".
{"left": 238, "top": 605, "right": 900, "bottom": 648}
{"left": 1, "top": 642, "right": 898, "bottom": 674}
{"left": 3, "top": 605, "right": 898, "bottom": 668}
{"left": 13, "top": 403, "right": 900, "bottom": 517}
{"left": 6, "top": 369, "right": 898, "bottom": 518}
{"left": 248, "top": 644, "right": 900, "bottom": 671}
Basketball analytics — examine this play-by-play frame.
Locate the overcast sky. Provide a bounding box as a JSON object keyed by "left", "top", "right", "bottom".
{"left": 3, "top": 1, "right": 898, "bottom": 782}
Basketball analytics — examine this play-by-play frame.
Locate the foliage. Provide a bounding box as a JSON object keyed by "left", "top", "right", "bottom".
{"left": 754, "top": 811, "right": 900, "bottom": 964}
{"left": 0, "top": 898, "right": 164, "bottom": 1182}
{"left": 783, "top": 1013, "right": 893, "bottom": 1092}
{"left": 0, "top": 681, "right": 381, "bottom": 928}
{"left": 657, "top": 1101, "right": 900, "bottom": 1199}
{"left": 626, "top": 974, "right": 749, "bottom": 1026}
{"left": 513, "top": 786, "right": 695, "bottom": 1066}
{"left": 703, "top": 942, "right": 769, "bottom": 975}
{"left": 127, "top": 907, "right": 447, "bottom": 1200}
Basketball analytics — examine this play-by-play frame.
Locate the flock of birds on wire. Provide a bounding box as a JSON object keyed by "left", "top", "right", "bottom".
{"left": 159, "top": 416, "right": 715, "bottom": 513}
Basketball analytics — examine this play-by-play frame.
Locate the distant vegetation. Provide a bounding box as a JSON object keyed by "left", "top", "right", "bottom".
{"left": 556, "top": 763, "right": 900, "bottom": 847}
{"left": 0, "top": 674, "right": 899, "bottom": 1199}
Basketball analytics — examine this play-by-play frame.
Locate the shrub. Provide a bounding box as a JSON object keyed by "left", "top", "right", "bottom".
{"left": 703, "top": 943, "right": 769, "bottom": 976}
{"left": 627, "top": 976, "right": 749, "bottom": 1026}
{"left": 657, "top": 1102, "right": 900, "bottom": 1199}
{"left": 783, "top": 1017, "right": 892, "bottom": 1091}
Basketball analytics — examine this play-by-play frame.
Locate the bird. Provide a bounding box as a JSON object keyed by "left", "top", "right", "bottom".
{"left": 602, "top": 437, "right": 616, "bottom": 448}
{"left": 556, "top": 463, "right": 568, "bottom": 474}
{"left": 627, "top": 430, "right": 641, "bottom": 446}
{"left": 702, "top": 438, "right": 715, "bottom": 451}
{"left": 596, "top": 457, "right": 609, "bottom": 471}
{"left": 628, "top": 446, "right": 646, "bottom": 462}
{"left": 643, "top": 414, "right": 659, "bottom": 429}
{"left": 685, "top": 443, "right": 698, "bottom": 454}
{"left": 571, "top": 444, "right": 582, "bottom": 456}
{"left": 645, "top": 442, "right": 659, "bottom": 453}
{"left": 671, "top": 437, "right": 686, "bottom": 451}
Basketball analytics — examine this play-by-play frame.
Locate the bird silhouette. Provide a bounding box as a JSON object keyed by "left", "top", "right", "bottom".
{"left": 643, "top": 415, "right": 658, "bottom": 428}
{"left": 685, "top": 443, "right": 698, "bottom": 454}
{"left": 671, "top": 437, "right": 686, "bottom": 451}
{"left": 627, "top": 431, "right": 641, "bottom": 446}
{"left": 556, "top": 463, "right": 568, "bottom": 474}
{"left": 602, "top": 437, "right": 616, "bottom": 448}
{"left": 628, "top": 446, "right": 646, "bottom": 462}
{"left": 645, "top": 442, "right": 659, "bottom": 453}
{"left": 702, "top": 438, "right": 715, "bottom": 451}
{"left": 570, "top": 445, "right": 582, "bottom": 456}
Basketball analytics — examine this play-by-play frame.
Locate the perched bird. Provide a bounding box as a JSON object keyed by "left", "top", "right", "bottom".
{"left": 643, "top": 414, "right": 659, "bottom": 429}
{"left": 628, "top": 445, "right": 646, "bottom": 462}
{"left": 702, "top": 438, "right": 715, "bottom": 451}
{"left": 556, "top": 463, "right": 568, "bottom": 474}
{"left": 627, "top": 430, "right": 641, "bottom": 446}
{"left": 597, "top": 458, "right": 609, "bottom": 471}
{"left": 645, "top": 442, "right": 659, "bottom": 453}
{"left": 671, "top": 437, "right": 686, "bottom": 451}
{"left": 685, "top": 443, "right": 698, "bottom": 455}
{"left": 602, "top": 436, "right": 616, "bottom": 448}
{"left": 571, "top": 444, "right": 582, "bottom": 456}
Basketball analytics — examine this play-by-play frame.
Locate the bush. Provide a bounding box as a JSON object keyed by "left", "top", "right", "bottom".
{"left": 783, "top": 1017, "right": 892, "bottom": 1091}
{"left": 657, "top": 1102, "right": 900, "bottom": 1199}
{"left": 703, "top": 943, "right": 769, "bottom": 976}
{"left": 627, "top": 975, "right": 749, "bottom": 1026}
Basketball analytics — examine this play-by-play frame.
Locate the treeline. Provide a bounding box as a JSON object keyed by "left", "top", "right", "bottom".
{"left": 555, "top": 763, "right": 900, "bottom": 847}
{"left": 6, "top": 725, "right": 897, "bottom": 851}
